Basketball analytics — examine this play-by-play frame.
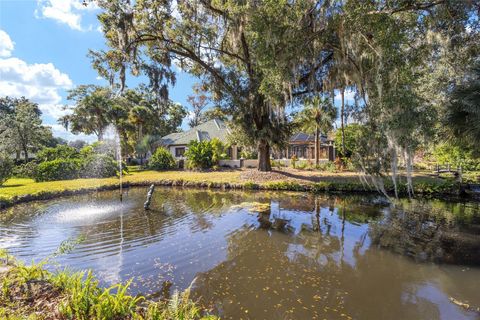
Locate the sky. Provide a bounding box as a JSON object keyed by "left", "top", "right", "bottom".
{"left": 0, "top": 0, "right": 199, "bottom": 142}
{"left": 0, "top": 0, "right": 354, "bottom": 142}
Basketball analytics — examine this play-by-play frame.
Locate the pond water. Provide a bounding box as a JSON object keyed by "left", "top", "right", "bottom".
{"left": 1, "top": 188, "right": 479, "bottom": 319}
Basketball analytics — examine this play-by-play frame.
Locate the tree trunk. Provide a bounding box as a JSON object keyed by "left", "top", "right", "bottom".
{"left": 315, "top": 126, "right": 320, "bottom": 165}
{"left": 22, "top": 144, "right": 28, "bottom": 163}
{"left": 341, "top": 88, "right": 346, "bottom": 158}
{"left": 257, "top": 138, "right": 271, "bottom": 172}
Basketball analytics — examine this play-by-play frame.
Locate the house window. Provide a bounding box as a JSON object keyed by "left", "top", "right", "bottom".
{"left": 227, "top": 147, "right": 232, "bottom": 159}
{"left": 175, "top": 147, "right": 185, "bottom": 157}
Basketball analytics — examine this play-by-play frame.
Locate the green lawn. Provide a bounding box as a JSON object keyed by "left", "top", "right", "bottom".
{"left": 0, "top": 170, "right": 242, "bottom": 202}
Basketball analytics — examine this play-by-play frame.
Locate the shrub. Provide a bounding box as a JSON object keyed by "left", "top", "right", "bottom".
{"left": 35, "top": 159, "right": 82, "bottom": 182}
{"left": 81, "top": 154, "right": 119, "bottom": 178}
{"left": 185, "top": 140, "right": 214, "bottom": 170}
{"left": 12, "top": 161, "right": 38, "bottom": 178}
{"left": 316, "top": 161, "right": 336, "bottom": 172}
{"left": 211, "top": 138, "right": 227, "bottom": 164}
{"left": 0, "top": 154, "right": 14, "bottom": 186}
{"left": 36, "top": 145, "right": 79, "bottom": 162}
{"left": 240, "top": 148, "right": 257, "bottom": 159}
{"left": 291, "top": 155, "right": 298, "bottom": 168}
{"left": 149, "top": 147, "right": 176, "bottom": 170}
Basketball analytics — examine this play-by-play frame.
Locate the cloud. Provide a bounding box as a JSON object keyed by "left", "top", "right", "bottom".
{"left": 0, "top": 30, "right": 14, "bottom": 57}
{"left": 36, "top": 0, "right": 99, "bottom": 31}
{"left": 0, "top": 53, "right": 73, "bottom": 119}
{"left": 48, "top": 123, "right": 97, "bottom": 142}
{"left": 334, "top": 89, "right": 356, "bottom": 103}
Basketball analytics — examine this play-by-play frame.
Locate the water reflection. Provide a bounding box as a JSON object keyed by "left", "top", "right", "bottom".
{"left": 0, "top": 188, "right": 479, "bottom": 319}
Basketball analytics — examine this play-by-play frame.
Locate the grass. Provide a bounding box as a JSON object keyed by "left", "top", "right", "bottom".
{"left": 0, "top": 170, "right": 242, "bottom": 203}
{"left": 0, "top": 167, "right": 474, "bottom": 207}
{"left": 0, "top": 249, "right": 217, "bottom": 320}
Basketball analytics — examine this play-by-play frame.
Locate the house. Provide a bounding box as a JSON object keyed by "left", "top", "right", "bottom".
{"left": 158, "top": 119, "right": 335, "bottom": 168}
{"left": 276, "top": 132, "right": 335, "bottom": 161}
{"left": 158, "top": 119, "right": 240, "bottom": 160}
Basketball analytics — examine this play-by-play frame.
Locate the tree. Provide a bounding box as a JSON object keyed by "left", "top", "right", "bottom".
{"left": 295, "top": 96, "right": 337, "bottom": 165}
{"left": 0, "top": 97, "right": 52, "bottom": 162}
{"left": 69, "top": 139, "right": 87, "bottom": 150}
{"left": 93, "top": 0, "right": 333, "bottom": 171}
{"left": 61, "top": 85, "right": 186, "bottom": 157}
{"left": 60, "top": 85, "right": 113, "bottom": 141}
{"left": 201, "top": 106, "right": 228, "bottom": 123}
{"left": 443, "top": 63, "right": 480, "bottom": 155}
{"left": 187, "top": 83, "right": 209, "bottom": 128}
{"left": 334, "top": 124, "right": 364, "bottom": 159}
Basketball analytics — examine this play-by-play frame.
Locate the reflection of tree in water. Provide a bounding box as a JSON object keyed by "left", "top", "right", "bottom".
{"left": 192, "top": 227, "right": 353, "bottom": 320}
{"left": 369, "top": 199, "right": 480, "bottom": 265}
{"left": 191, "top": 194, "right": 480, "bottom": 319}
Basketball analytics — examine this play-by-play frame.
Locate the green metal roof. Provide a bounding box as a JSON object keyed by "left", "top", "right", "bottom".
{"left": 160, "top": 119, "right": 230, "bottom": 146}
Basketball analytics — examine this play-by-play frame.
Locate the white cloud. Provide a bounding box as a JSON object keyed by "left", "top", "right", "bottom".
{"left": 0, "top": 30, "right": 14, "bottom": 57}
{"left": 48, "top": 123, "right": 97, "bottom": 142}
{"left": 36, "top": 0, "right": 99, "bottom": 31}
{"left": 334, "top": 89, "right": 356, "bottom": 103}
{"left": 0, "top": 56, "right": 73, "bottom": 119}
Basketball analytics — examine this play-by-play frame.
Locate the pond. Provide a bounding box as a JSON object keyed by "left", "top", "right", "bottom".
{"left": 1, "top": 187, "right": 479, "bottom": 319}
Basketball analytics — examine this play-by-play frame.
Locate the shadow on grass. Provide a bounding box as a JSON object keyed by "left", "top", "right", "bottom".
{"left": 1, "top": 184, "right": 25, "bottom": 188}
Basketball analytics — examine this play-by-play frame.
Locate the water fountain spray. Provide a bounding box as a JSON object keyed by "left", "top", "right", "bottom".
{"left": 114, "top": 127, "right": 123, "bottom": 202}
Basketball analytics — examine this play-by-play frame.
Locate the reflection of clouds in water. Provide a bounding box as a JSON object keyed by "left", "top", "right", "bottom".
{"left": 0, "top": 234, "right": 19, "bottom": 249}
{"left": 55, "top": 202, "right": 133, "bottom": 224}
{"left": 402, "top": 283, "right": 477, "bottom": 320}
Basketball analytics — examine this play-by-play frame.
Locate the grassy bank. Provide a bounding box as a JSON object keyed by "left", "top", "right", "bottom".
{"left": 0, "top": 250, "right": 216, "bottom": 320}
{"left": 0, "top": 168, "right": 473, "bottom": 208}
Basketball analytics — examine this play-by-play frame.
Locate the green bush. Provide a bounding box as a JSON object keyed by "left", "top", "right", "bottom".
{"left": 211, "top": 138, "right": 227, "bottom": 164}
{"left": 12, "top": 161, "right": 38, "bottom": 178}
{"left": 35, "top": 159, "right": 82, "bottom": 182}
{"left": 431, "top": 143, "right": 480, "bottom": 171}
{"left": 185, "top": 140, "right": 214, "bottom": 170}
{"left": 149, "top": 147, "right": 176, "bottom": 170}
{"left": 316, "top": 161, "right": 336, "bottom": 172}
{"left": 81, "top": 154, "right": 119, "bottom": 178}
{"left": 0, "top": 154, "right": 14, "bottom": 186}
{"left": 36, "top": 145, "right": 79, "bottom": 162}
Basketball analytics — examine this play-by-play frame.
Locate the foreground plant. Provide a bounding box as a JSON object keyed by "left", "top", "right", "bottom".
{"left": 0, "top": 250, "right": 217, "bottom": 320}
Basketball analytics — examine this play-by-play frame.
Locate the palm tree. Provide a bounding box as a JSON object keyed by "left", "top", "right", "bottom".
{"left": 295, "top": 96, "right": 338, "bottom": 165}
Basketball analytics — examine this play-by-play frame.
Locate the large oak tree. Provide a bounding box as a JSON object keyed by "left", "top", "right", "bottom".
{"left": 94, "top": 0, "right": 333, "bottom": 171}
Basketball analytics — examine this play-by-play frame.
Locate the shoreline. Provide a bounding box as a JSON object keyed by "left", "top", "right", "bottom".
{"left": 1, "top": 176, "right": 478, "bottom": 210}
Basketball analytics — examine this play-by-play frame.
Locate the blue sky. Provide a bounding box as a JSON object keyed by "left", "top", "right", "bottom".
{"left": 0, "top": 0, "right": 198, "bottom": 141}
{"left": 0, "top": 0, "right": 354, "bottom": 142}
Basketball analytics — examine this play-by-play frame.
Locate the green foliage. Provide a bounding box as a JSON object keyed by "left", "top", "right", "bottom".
{"left": 33, "top": 142, "right": 120, "bottom": 181}
{"left": 443, "top": 63, "right": 480, "bottom": 154}
{"left": 210, "top": 138, "right": 227, "bottom": 164}
{"left": 145, "top": 287, "right": 218, "bottom": 320}
{"left": 149, "top": 147, "right": 176, "bottom": 170}
{"left": 264, "top": 181, "right": 304, "bottom": 191}
{"left": 0, "top": 97, "right": 54, "bottom": 163}
{"left": 1, "top": 250, "right": 216, "bottom": 320}
{"left": 431, "top": 144, "right": 480, "bottom": 171}
{"left": 0, "top": 153, "right": 14, "bottom": 186}
{"left": 12, "top": 161, "right": 38, "bottom": 178}
{"left": 185, "top": 141, "right": 214, "bottom": 170}
{"left": 239, "top": 148, "right": 257, "bottom": 159}
{"left": 316, "top": 161, "right": 336, "bottom": 172}
{"left": 36, "top": 145, "right": 79, "bottom": 162}
{"left": 82, "top": 154, "right": 119, "bottom": 178}
{"left": 334, "top": 124, "right": 364, "bottom": 158}
{"left": 35, "top": 159, "right": 82, "bottom": 182}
